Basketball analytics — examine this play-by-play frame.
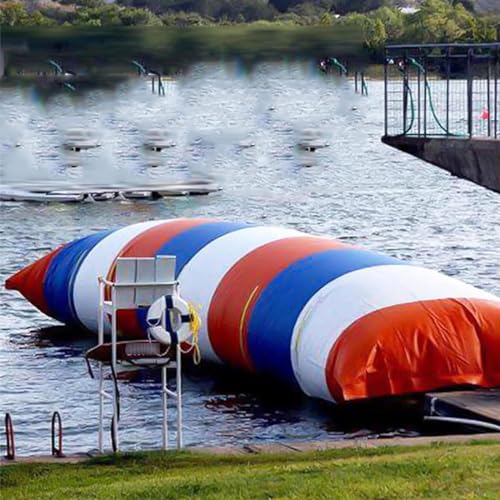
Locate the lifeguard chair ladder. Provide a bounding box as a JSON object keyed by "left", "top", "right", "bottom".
{"left": 92, "top": 255, "right": 184, "bottom": 453}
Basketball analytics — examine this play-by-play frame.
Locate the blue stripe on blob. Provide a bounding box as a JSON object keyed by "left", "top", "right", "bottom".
{"left": 133, "top": 221, "right": 251, "bottom": 337}
{"left": 44, "top": 229, "right": 115, "bottom": 326}
{"left": 155, "top": 221, "right": 250, "bottom": 276}
{"left": 246, "top": 248, "right": 403, "bottom": 386}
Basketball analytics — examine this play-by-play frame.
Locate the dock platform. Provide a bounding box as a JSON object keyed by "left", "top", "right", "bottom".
{"left": 425, "top": 389, "right": 500, "bottom": 427}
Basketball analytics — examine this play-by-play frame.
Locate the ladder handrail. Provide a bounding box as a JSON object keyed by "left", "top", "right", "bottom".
{"left": 4, "top": 413, "right": 15, "bottom": 460}
{"left": 51, "top": 411, "right": 65, "bottom": 458}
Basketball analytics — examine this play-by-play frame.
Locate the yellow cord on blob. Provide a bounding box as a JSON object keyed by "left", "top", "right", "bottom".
{"left": 181, "top": 302, "right": 202, "bottom": 365}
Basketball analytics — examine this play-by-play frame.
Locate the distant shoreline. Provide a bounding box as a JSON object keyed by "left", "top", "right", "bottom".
{"left": 0, "top": 25, "right": 369, "bottom": 77}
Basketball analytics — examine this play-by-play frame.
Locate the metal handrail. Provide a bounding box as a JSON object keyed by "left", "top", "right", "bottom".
{"left": 424, "top": 416, "right": 500, "bottom": 432}
{"left": 51, "top": 411, "right": 65, "bottom": 458}
{"left": 4, "top": 413, "right": 15, "bottom": 460}
{"left": 98, "top": 276, "right": 178, "bottom": 287}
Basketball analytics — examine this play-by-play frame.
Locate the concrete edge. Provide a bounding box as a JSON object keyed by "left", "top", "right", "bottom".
{"left": 2, "top": 433, "right": 499, "bottom": 465}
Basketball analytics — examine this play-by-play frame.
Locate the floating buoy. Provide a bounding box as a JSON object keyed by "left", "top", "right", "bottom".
{"left": 5, "top": 219, "right": 500, "bottom": 403}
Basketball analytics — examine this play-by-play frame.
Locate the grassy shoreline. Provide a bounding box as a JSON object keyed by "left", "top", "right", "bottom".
{"left": 2, "top": 441, "right": 500, "bottom": 498}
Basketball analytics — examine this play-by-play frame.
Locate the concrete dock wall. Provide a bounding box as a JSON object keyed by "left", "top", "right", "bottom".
{"left": 382, "top": 136, "right": 500, "bottom": 194}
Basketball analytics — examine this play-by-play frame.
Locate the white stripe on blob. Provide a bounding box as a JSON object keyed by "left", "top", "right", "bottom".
{"left": 290, "top": 265, "right": 500, "bottom": 403}
{"left": 178, "top": 226, "right": 305, "bottom": 363}
{"left": 73, "top": 219, "right": 173, "bottom": 332}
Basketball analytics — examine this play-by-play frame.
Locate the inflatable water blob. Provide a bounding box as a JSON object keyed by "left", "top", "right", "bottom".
{"left": 6, "top": 219, "right": 500, "bottom": 403}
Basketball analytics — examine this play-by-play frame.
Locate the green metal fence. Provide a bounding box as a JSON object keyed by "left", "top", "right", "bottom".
{"left": 384, "top": 43, "right": 499, "bottom": 139}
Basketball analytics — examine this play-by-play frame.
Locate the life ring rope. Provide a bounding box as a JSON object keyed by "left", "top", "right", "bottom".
{"left": 179, "top": 303, "right": 201, "bottom": 365}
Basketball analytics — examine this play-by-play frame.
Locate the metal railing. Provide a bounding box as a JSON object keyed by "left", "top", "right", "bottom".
{"left": 384, "top": 43, "right": 499, "bottom": 139}
{"left": 3, "top": 412, "right": 64, "bottom": 460}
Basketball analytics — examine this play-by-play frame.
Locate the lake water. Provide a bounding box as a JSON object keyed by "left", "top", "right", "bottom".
{"left": 1, "top": 63, "right": 499, "bottom": 456}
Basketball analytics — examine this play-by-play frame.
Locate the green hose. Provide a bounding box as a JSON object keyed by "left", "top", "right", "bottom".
{"left": 403, "top": 82, "right": 415, "bottom": 135}
{"left": 131, "top": 60, "right": 147, "bottom": 76}
{"left": 361, "top": 77, "right": 368, "bottom": 96}
{"left": 63, "top": 83, "right": 76, "bottom": 92}
{"left": 48, "top": 60, "right": 64, "bottom": 75}
{"left": 328, "top": 57, "right": 347, "bottom": 76}
{"left": 408, "top": 57, "right": 455, "bottom": 136}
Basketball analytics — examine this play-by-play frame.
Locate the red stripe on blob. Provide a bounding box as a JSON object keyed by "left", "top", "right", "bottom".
{"left": 208, "top": 236, "right": 349, "bottom": 371}
{"left": 5, "top": 246, "right": 63, "bottom": 317}
{"left": 326, "top": 298, "right": 500, "bottom": 402}
{"left": 109, "top": 218, "right": 214, "bottom": 338}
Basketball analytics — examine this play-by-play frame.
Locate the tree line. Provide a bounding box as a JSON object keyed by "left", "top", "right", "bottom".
{"left": 0, "top": 0, "right": 498, "bottom": 47}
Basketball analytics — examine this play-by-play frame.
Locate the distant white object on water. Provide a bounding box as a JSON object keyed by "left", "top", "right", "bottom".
{"left": 237, "top": 139, "right": 256, "bottom": 149}
{"left": 296, "top": 128, "right": 329, "bottom": 151}
{"left": 143, "top": 129, "right": 176, "bottom": 152}
{"left": 121, "top": 191, "right": 152, "bottom": 200}
{"left": 154, "top": 179, "right": 222, "bottom": 197}
{"left": 0, "top": 186, "right": 84, "bottom": 203}
{"left": 0, "top": 179, "right": 222, "bottom": 203}
{"left": 63, "top": 128, "right": 101, "bottom": 151}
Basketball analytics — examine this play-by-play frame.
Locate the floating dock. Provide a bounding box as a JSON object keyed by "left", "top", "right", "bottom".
{"left": 425, "top": 389, "right": 500, "bottom": 428}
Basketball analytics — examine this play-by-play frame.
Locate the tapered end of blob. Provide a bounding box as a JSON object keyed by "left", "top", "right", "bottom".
{"left": 5, "top": 247, "right": 62, "bottom": 317}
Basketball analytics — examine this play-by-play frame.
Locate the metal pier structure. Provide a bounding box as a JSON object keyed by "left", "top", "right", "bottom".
{"left": 382, "top": 43, "right": 500, "bottom": 193}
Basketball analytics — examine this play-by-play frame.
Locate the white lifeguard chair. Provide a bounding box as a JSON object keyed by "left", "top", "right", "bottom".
{"left": 86, "top": 255, "right": 188, "bottom": 453}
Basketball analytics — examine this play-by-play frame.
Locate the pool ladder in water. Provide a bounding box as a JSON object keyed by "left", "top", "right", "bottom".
{"left": 3, "top": 411, "right": 64, "bottom": 461}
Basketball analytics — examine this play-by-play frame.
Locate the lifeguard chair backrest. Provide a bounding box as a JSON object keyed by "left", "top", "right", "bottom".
{"left": 114, "top": 255, "right": 176, "bottom": 308}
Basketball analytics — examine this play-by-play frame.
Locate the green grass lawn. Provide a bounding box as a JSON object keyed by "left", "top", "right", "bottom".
{"left": 1, "top": 441, "right": 500, "bottom": 499}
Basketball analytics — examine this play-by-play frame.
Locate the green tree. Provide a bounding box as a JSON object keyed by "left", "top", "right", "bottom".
{"left": 120, "top": 7, "right": 162, "bottom": 25}
{"left": 341, "top": 11, "right": 386, "bottom": 49}
{"left": 372, "top": 6, "right": 404, "bottom": 40}
{"left": 319, "top": 11, "right": 333, "bottom": 25}
{"left": 161, "top": 10, "right": 211, "bottom": 26}
{"left": 405, "top": 0, "right": 478, "bottom": 43}
{"left": 30, "top": 10, "right": 57, "bottom": 26}
{"left": 0, "top": 2, "right": 30, "bottom": 26}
